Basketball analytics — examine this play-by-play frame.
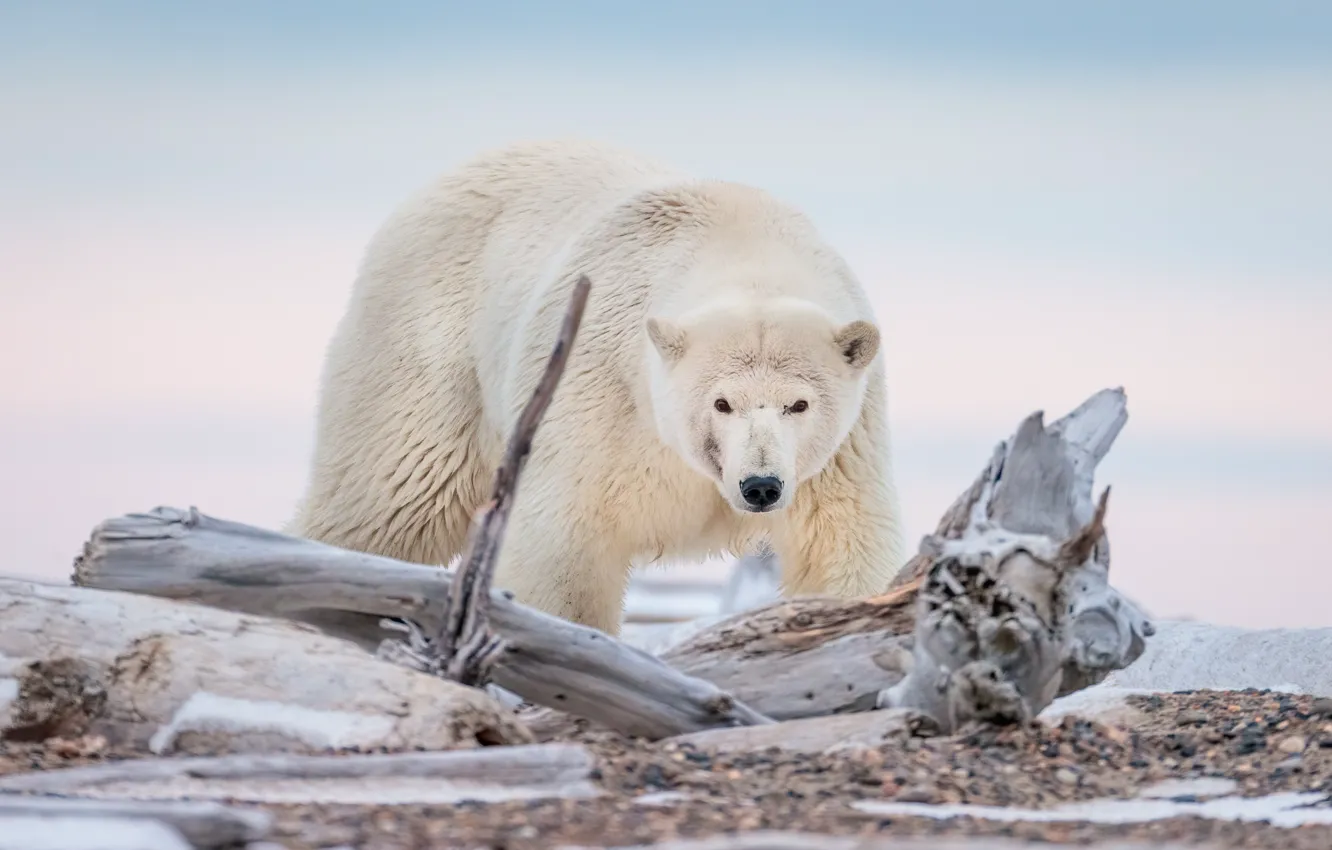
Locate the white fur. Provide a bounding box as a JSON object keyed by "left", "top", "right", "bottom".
{"left": 289, "top": 139, "right": 905, "bottom": 634}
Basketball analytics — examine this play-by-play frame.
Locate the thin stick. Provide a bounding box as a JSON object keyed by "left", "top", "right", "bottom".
{"left": 437, "top": 274, "right": 592, "bottom": 685}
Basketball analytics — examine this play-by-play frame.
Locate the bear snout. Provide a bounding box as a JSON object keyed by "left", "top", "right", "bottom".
{"left": 739, "top": 475, "right": 783, "bottom": 511}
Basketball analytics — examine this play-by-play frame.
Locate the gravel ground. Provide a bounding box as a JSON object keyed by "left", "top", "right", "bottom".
{"left": 4, "top": 688, "right": 1332, "bottom": 849}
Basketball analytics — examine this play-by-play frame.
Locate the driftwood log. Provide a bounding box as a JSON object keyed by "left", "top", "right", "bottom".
{"left": 70, "top": 518, "right": 769, "bottom": 740}
{"left": 0, "top": 742, "right": 598, "bottom": 805}
{"left": 0, "top": 579, "right": 531, "bottom": 754}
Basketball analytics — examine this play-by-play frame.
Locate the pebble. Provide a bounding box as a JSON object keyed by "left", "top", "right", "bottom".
{"left": 1102, "top": 725, "right": 1131, "bottom": 745}
{"left": 1273, "top": 756, "right": 1304, "bottom": 775}
{"left": 1175, "top": 709, "right": 1208, "bottom": 726}
{"left": 641, "top": 764, "right": 668, "bottom": 788}
{"left": 1278, "top": 734, "right": 1308, "bottom": 755}
{"left": 894, "top": 785, "right": 938, "bottom": 803}
{"left": 1314, "top": 697, "right": 1332, "bottom": 717}
{"left": 45, "top": 735, "right": 107, "bottom": 758}
{"left": 1054, "top": 768, "right": 1080, "bottom": 786}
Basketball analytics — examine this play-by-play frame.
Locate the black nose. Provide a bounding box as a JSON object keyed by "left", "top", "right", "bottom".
{"left": 740, "top": 476, "right": 783, "bottom": 509}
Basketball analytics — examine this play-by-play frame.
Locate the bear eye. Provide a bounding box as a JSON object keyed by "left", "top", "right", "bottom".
{"left": 714, "top": 398, "right": 732, "bottom": 414}
{"left": 788, "top": 400, "right": 809, "bottom": 414}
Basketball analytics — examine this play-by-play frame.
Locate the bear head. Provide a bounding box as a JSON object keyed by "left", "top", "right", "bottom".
{"left": 645, "top": 295, "right": 880, "bottom": 515}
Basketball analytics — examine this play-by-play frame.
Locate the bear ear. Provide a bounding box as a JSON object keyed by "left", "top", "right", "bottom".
{"left": 833, "top": 319, "right": 880, "bottom": 369}
{"left": 646, "top": 317, "right": 688, "bottom": 364}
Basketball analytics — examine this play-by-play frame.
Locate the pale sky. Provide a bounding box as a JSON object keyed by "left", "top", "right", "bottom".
{"left": 2, "top": 1, "right": 1330, "bottom": 627}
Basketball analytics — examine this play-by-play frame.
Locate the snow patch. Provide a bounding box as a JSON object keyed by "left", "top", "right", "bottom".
{"left": 1038, "top": 685, "right": 1158, "bottom": 724}
{"left": 623, "top": 583, "right": 722, "bottom": 622}
{"left": 1040, "top": 680, "right": 1311, "bottom": 729}
{"left": 149, "top": 692, "right": 396, "bottom": 754}
{"left": 0, "top": 815, "right": 190, "bottom": 850}
{"left": 484, "top": 683, "right": 526, "bottom": 710}
{"left": 0, "top": 677, "right": 18, "bottom": 725}
{"left": 1099, "top": 620, "right": 1332, "bottom": 696}
{"left": 854, "top": 790, "right": 1332, "bottom": 827}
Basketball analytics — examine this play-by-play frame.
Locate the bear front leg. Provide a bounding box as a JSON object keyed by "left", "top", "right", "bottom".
{"left": 771, "top": 376, "right": 906, "bottom": 598}
{"left": 490, "top": 476, "right": 635, "bottom": 636}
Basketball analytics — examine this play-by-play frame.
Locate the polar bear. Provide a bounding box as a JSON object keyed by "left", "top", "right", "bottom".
{"left": 289, "top": 139, "right": 905, "bottom": 635}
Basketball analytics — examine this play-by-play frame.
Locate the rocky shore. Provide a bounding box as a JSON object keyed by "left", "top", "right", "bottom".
{"left": 4, "top": 688, "right": 1330, "bottom": 849}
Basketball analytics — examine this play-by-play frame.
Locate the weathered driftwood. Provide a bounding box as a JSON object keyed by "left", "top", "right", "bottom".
{"left": 72, "top": 512, "right": 771, "bottom": 740}
{"left": 0, "top": 742, "right": 599, "bottom": 805}
{"left": 0, "top": 797, "right": 270, "bottom": 850}
{"left": 873, "top": 485, "right": 1116, "bottom": 732}
{"left": 652, "top": 388, "right": 1152, "bottom": 725}
{"left": 894, "top": 386, "right": 1151, "bottom": 695}
{"left": 0, "top": 579, "right": 530, "bottom": 754}
{"left": 0, "top": 742, "right": 591, "bottom": 793}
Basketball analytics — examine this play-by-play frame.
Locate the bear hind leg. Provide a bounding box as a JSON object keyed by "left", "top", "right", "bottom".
{"left": 293, "top": 378, "right": 496, "bottom": 570}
